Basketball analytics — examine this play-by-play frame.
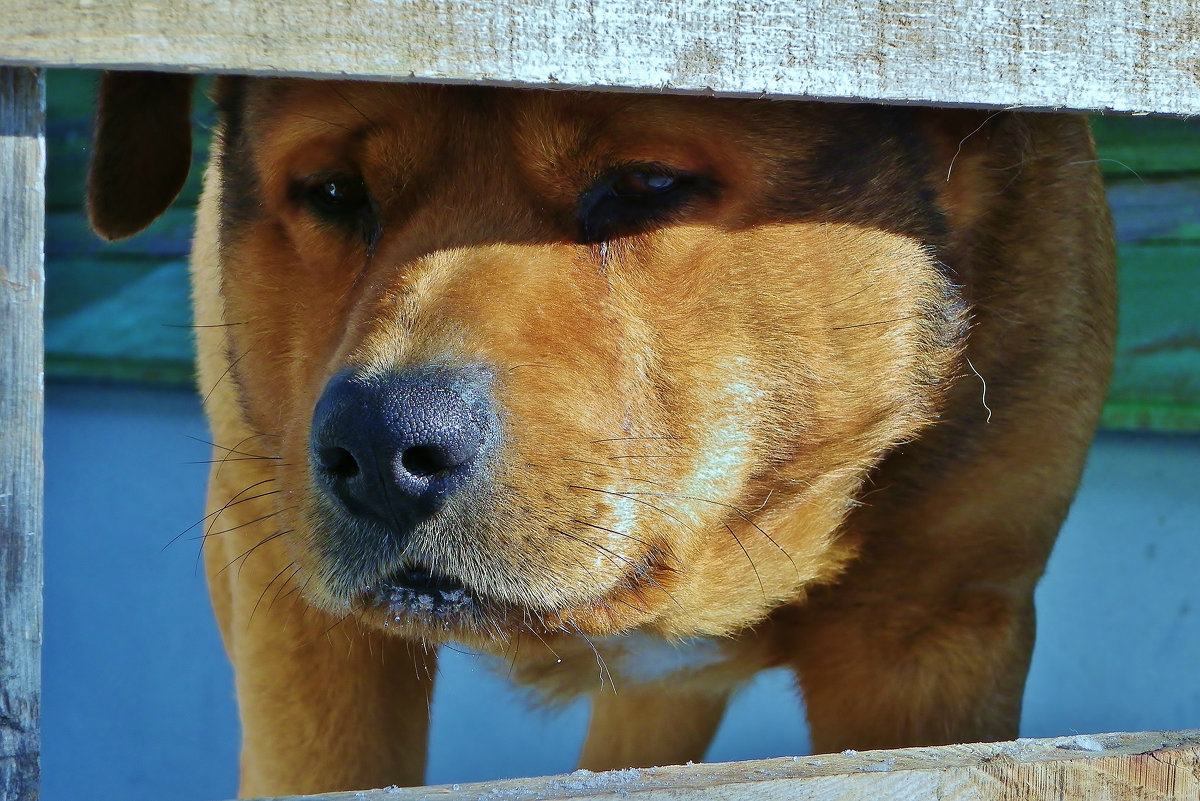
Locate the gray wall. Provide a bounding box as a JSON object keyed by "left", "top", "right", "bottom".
{"left": 42, "top": 381, "right": 1200, "bottom": 801}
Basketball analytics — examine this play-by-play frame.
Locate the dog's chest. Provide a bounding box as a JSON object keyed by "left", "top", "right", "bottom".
{"left": 599, "top": 633, "right": 730, "bottom": 685}
{"left": 489, "top": 631, "right": 768, "bottom": 701}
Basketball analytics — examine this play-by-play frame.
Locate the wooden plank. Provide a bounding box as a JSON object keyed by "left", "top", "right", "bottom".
{"left": 1104, "top": 244, "right": 1200, "bottom": 432}
{"left": 240, "top": 730, "right": 1200, "bottom": 801}
{"left": 0, "top": 65, "right": 45, "bottom": 801}
{"left": 3, "top": 0, "right": 1200, "bottom": 115}
{"left": 1107, "top": 180, "right": 1200, "bottom": 244}
{"left": 45, "top": 207, "right": 195, "bottom": 260}
{"left": 1092, "top": 116, "right": 1200, "bottom": 178}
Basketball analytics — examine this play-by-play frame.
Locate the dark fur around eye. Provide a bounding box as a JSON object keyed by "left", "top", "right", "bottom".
{"left": 577, "top": 164, "right": 715, "bottom": 243}
{"left": 292, "top": 174, "right": 382, "bottom": 253}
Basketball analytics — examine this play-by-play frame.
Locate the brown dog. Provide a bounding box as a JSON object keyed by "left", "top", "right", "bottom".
{"left": 89, "top": 72, "right": 1115, "bottom": 797}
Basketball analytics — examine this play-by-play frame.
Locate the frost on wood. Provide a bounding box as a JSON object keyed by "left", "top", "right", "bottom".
{"left": 266, "top": 730, "right": 1200, "bottom": 801}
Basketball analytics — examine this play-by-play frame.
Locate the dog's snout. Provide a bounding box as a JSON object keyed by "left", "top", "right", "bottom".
{"left": 310, "top": 367, "right": 497, "bottom": 533}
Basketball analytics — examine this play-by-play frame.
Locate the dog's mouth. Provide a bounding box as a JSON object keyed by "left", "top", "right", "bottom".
{"left": 364, "top": 564, "right": 480, "bottom": 623}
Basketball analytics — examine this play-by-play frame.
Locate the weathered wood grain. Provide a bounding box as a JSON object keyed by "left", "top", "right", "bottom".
{"left": 0, "top": 66, "right": 45, "bottom": 801}
{"left": 2, "top": 0, "right": 1199, "bottom": 115}
{"left": 242, "top": 730, "right": 1200, "bottom": 801}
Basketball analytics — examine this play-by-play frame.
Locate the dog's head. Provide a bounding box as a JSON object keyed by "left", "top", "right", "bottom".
{"left": 92, "top": 74, "right": 971, "bottom": 646}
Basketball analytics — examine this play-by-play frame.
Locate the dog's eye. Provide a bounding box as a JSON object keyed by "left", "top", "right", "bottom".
{"left": 577, "top": 164, "right": 712, "bottom": 243}
{"left": 611, "top": 170, "right": 679, "bottom": 196}
{"left": 304, "top": 176, "right": 369, "bottom": 217}
{"left": 294, "top": 174, "right": 381, "bottom": 252}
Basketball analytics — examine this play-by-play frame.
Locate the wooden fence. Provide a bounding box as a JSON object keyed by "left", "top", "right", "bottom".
{"left": 2, "top": 1, "right": 1198, "bottom": 799}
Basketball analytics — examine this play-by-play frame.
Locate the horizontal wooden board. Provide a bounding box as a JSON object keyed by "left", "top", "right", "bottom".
{"left": 3, "top": 0, "right": 1200, "bottom": 115}
{"left": 245, "top": 730, "right": 1200, "bottom": 801}
{"left": 1103, "top": 244, "right": 1200, "bottom": 431}
{"left": 1092, "top": 116, "right": 1200, "bottom": 178}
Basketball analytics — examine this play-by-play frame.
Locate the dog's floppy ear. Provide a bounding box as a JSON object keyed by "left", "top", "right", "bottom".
{"left": 88, "top": 71, "right": 195, "bottom": 241}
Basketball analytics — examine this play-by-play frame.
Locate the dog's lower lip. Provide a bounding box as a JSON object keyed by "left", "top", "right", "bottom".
{"left": 366, "top": 566, "right": 477, "bottom": 619}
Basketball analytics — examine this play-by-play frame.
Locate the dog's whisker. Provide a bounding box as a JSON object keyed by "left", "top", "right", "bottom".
{"left": 250, "top": 560, "right": 299, "bottom": 627}
{"left": 172, "top": 479, "right": 280, "bottom": 558}
{"left": 507, "top": 363, "right": 559, "bottom": 371}
{"left": 723, "top": 520, "right": 766, "bottom": 599}
{"left": 162, "top": 320, "right": 248, "bottom": 329}
{"left": 216, "top": 528, "right": 293, "bottom": 579}
{"left": 316, "top": 611, "right": 357, "bottom": 649}
{"left": 571, "top": 518, "right": 654, "bottom": 551}
{"left": 200, "top": 338, "right": 259, "bottom": 409}
{"left": 287, "top": 111, "right": 356, "bottom": 132}
{"left": 567, "top": 485, "right": 696, "bottom": 533}
{"left": 947, "top": 109, "right": 1005, "bottom": 181}
{"left": 820, "top": 285, "right": 871, "bottom": 309}
{"left": 830, "top": 315, "right": 920, "bottom": 331}
{"left": 330, "top": 86, "right": 379, "bottom": 128}
{"left": 204, "top": 506, "right": 295, "bottom": 542}
{"left": 565, "top": 616, "right": 615, "bottom": 694}
{"left": 606, "top": 454, "right": 678, "bottom": 460}
{"left": 267, "top": 564, "right": 305, "bottom": 617}
{"left": 506, "top": 629, "right": 523, "bottom": 678}
{"left": 208, "top": 432, "right": 283, "bottom": 481}
{"left": 186, "top": 432, "right": 279, "bottom": 458}
{"left": 204, "top": 478, "right": 278, "bottom": 524}
{"left": 616, "top": 489, "right": 799, "bottom": 579}
{"left": 522, "top": 623, "right": 563, "bottom": 664}
{"left": 591, "top": 435, "right": 682, "bottom": 444}
{"left": 554, "top": 527, "right": 682, "bottom": 610}
{"left": 185, "top": 456, "right": 287, "bottom": 465}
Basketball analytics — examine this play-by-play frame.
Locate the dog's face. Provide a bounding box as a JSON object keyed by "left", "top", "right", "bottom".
{"left": 199, "top": 80, "right": 969, "bottom": 646}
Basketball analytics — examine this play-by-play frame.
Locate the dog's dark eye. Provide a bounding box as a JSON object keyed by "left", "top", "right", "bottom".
{"left": 294, "top": 174, "right": 381, "bottom": 252}
{"left": 577, "top": 164, "right": 712, "bottom": 243}
{"left": 303, "top": 176, "right": 369, "bottom": 217}
{"left": 611, "top": 170, "right": 679, "bottom": 196}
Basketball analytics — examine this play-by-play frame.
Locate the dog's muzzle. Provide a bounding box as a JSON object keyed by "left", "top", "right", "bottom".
{"left": 309, "top": 365, "right": 499, "bottom": 547}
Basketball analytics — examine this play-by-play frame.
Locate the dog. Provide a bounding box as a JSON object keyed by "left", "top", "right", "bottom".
{"left": 89, "top": 71, "right": 1115, "bottom": 797}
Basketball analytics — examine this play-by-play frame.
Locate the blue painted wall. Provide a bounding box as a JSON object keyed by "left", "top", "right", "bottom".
{"left": 42, "top": 381, "right": 1200, "bottom": 801}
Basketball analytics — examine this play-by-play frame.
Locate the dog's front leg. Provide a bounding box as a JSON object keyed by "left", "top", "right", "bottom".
{"left": 782, "top": 546, "right": 1040, "bottom": 753}
{"left": 578, "top": 686, "right": 730, "bottom": 770}
{"left": 232, "top": 609, "right": 434, "bottom": 796}
{"left": 203, "top": 470, "right": 434, "bottom": 797}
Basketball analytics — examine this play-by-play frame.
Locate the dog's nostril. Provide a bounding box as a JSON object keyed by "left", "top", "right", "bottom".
{"left": 318, "top": 446, "right": 360, "bottom": 480}
{"left": 400, "top": 445, "right": 450, "bottom": 478}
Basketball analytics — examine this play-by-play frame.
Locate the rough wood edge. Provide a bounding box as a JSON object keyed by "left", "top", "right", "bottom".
{"left": 243, "top": 730, "right": 1200, "bottom": 801}
{"left": 2, "top": 0, "right": 1200, "bottom": 115}
{"left": 0, "top": 65, "right": 46, "bottom": 801}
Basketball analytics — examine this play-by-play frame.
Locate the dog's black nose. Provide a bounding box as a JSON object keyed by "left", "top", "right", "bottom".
{"left": 309, "top": 367, "right": 498, "bottom": 536}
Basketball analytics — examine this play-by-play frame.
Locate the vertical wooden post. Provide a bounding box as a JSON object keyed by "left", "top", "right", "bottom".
{"left": 0, "top": 65, "right": 45, "bottom": 801}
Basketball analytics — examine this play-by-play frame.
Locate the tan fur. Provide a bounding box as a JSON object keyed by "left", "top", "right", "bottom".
{"left": 90, "top": 75, "right": 1115, "bottom": 796}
